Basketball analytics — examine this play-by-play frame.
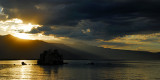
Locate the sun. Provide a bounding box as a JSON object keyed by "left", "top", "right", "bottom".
{"left": 0, "top": 18, "right": 42, "bottom": 40}
{"left": 13, "top": 33, "right": 32, "bottom": 40}
{"left": 0, "top": 18, "right": 41, "bottom": 33}
{"left": 0, "top": 18, "right": 61, "bottom": 41}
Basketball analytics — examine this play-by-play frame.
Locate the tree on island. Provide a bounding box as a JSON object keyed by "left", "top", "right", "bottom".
{"left": 38, "top": 49, "right": 63, "bottom": 65}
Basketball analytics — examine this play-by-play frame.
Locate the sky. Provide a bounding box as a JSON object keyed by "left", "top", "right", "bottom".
{"left": 0, "top": 0, "right": 160, "bottom": 52}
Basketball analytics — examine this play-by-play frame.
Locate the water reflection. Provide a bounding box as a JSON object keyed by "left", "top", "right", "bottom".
{"left": 0, "top": 60, "right": 160, "bottom": 80}
{"left": 20, "top": 65, "right": 31, "bottom": 80}
{"left": 0, "top": 60, "right": 37, "bottom": 65}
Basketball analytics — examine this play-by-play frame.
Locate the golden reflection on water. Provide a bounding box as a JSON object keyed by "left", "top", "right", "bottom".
{"left": 20, "top": 65, "right": 31, "bottom": 80}
{"left": 0, "top": 60, "right": 37, "bottom": 65}
{"left": 18, "top": 65, "right": 52, "bottom": 80}
{"left": 0, "top": 60, "right": 160, "bottom": 80}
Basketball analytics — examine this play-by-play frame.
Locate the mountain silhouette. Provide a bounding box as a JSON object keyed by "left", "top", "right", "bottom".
{"left": 0, "top": 34, "right": 100, "bottom": 60}
{"left": 0, "top": 34, "right": 160, "bottom": 60}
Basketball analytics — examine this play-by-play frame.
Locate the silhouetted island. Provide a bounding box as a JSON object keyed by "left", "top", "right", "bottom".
{"left": 21, "top": 62, "right": 27, "bottom": 65}
{"left": 38, "top": 49, "right": 64, "bottom": 65}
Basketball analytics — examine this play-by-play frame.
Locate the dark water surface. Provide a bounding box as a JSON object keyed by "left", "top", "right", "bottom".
{"left": 0, "top": 60, "right": 160, "bottom": 80}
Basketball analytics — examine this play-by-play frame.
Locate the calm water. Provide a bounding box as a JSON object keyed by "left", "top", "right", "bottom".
{"left": 0, "top": 60, "right": 160, "bottom": 80}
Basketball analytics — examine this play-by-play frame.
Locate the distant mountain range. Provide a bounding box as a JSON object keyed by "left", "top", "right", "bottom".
{"left": 0, "top": 34, "right": 159, "bottom": 60}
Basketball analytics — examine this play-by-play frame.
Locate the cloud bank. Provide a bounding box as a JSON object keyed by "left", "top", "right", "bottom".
{"left": 1, "top": 0, "right": 160, "bottom": 52}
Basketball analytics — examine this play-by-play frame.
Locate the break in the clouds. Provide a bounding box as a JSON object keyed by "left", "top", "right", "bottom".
{"left": 1, "top": 0, "right": 160, "bottom": 52}
{"left": 97, "top": 33, "right": 160, "bottom": 52}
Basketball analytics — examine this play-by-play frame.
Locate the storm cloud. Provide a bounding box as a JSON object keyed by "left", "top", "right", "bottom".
{"left": 1, "top": 0, "right": 160, "bottom": 40}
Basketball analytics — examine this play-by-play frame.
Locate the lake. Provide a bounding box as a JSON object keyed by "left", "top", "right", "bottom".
{"left": 0, "top": 60, "right": 160, "bottom": 80}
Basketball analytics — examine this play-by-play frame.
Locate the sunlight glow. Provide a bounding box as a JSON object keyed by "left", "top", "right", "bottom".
{"left": 13, "top": 33, "right": 32, "bottom": 40}
{"left": 13, "top": 33, "right": 60, "bottom": 40}
{"left": 0, "top": 18, "right": 41, "bottom": 32}
{"left": 0, "top": 18, "right": 65, "bottom": 41}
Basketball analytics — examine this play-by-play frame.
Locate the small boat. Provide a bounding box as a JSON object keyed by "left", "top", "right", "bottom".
{"left": 22, "top": 62, "right": 27, "bottom": 65}
{"left": 88, "top": 62, "right": 94, "bottom": 65}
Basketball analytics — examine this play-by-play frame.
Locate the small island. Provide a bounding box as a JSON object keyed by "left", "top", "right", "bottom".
{"left": 37, "top": 49, "right": 64, "bottom": 65}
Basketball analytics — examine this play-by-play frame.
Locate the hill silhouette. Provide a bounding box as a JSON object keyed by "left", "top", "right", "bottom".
{"left": 0, "top": 34, "right": 160, "bottom": 60}
{"left": 0, "top": 34, "right": 100, "bottom": 60}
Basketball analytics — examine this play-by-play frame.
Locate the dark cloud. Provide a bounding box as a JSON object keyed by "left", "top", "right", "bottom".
{"left": 30, "top": 20, "right": 109, "bottom": 40}
{"left": 1, "top": 0, "right": 160, "bottom": 40}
